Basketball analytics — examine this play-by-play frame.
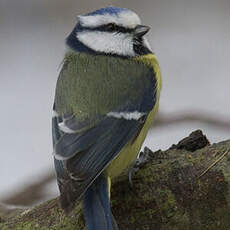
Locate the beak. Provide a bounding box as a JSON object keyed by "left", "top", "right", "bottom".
{"left": 134, "top": 25, "right": 150, "bottom": 37}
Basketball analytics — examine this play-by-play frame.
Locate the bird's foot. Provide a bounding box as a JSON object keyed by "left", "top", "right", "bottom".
{"left": 128, "top": 147, "right": 152, "bottom": 187}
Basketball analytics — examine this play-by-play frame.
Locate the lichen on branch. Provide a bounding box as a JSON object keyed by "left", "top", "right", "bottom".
{"left": 1, "top": 130, "right": 230, "bottom": 230}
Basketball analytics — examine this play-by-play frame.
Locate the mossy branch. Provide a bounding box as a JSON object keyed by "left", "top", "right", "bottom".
{"left": 1, "top": 130, "right": 230, "bottom": 230}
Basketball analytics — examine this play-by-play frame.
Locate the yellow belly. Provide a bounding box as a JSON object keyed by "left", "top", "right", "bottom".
{"left": 106, "top": 54, "right": 162, "bottom": 179}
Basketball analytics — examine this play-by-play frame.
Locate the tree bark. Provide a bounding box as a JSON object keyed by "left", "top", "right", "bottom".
{"left": 1, "top": 130, "right": 230, "bottom": 230}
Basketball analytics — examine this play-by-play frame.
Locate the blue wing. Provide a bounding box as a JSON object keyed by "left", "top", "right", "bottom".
{"left": 52, "top": 111, "right": 146, "bottom": 211}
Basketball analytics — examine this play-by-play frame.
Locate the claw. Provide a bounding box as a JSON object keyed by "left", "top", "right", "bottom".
{"left": 128, "top": 147, "right": 151, "bottom": 187}
{"left": 128, "top": 166, "right": 138, "bottom": 187}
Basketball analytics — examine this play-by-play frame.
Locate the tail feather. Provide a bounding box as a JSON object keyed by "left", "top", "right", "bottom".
{"left": 83, "top": 175, "right": 118, "bottom": 230}
{"left": 55, "top": 156, "right": 118, "bottom": 229}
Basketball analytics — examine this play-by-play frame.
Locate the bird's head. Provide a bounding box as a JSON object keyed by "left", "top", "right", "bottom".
{"left": 66, "top": 6, "right": 152, "bottom": 57}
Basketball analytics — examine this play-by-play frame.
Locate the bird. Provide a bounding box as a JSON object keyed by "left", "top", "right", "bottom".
{"left": 52, "top": 6, "right": 162, "bottom": 230}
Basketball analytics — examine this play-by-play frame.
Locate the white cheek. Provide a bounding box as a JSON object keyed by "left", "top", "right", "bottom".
{"left": 77, "top": 31, "right": 135, "bottom": 56}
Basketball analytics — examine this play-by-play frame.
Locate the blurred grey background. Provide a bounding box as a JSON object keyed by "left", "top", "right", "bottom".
{"left": 0, "top": 0, "right": 229, "bottom": 205}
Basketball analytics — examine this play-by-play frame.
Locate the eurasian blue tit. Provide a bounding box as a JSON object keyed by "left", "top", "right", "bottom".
{"left": 52, "top": 6, "right": 162, "bottom": 230}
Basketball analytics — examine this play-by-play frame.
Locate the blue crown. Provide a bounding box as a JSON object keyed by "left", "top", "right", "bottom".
{"left": 86, "top": 6, "right": 129, "bottom": 16}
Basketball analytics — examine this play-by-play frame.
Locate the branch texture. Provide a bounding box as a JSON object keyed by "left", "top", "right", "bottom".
{"left": 1, "top": 130, "right": 230, "bottom": 230}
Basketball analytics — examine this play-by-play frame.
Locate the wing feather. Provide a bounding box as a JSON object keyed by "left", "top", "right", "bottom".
{"left": 52, "top": 52, "right": 157, "bottom": 211}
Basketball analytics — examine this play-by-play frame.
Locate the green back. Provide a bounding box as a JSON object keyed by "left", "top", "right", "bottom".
{"left": 55, "top": 51, "right": 153, "bottom": 124}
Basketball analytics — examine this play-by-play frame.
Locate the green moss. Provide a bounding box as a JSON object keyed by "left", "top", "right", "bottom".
{"left": 0, "top": 223, "right": 7, "bottom": 230}
{"left": 2, "top": 138, "right": 230, "bottom": 229}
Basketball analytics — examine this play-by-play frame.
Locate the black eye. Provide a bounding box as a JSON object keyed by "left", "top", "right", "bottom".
{"left": 106, "top": 23, "right": 116, "bottom": 32}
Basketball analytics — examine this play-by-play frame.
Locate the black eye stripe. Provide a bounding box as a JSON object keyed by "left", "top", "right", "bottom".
{"left": 85, "top": 24, "right": 134, "bottom": 33}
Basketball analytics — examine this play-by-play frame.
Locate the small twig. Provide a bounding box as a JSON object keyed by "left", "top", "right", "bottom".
{"left": 1, "top": 171, "right": 56, "bottom": 206}
{"left": 198, "top": 149, "right": 230, "bottom": 178}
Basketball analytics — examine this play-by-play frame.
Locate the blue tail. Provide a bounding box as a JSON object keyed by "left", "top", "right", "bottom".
{"left": 83, "top": 175, "right": 118, "bottom": 230}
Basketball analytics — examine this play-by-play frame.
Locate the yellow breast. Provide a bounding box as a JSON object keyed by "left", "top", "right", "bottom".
{"left": 106, "top": 54, "right": 162, "bottom": 179}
